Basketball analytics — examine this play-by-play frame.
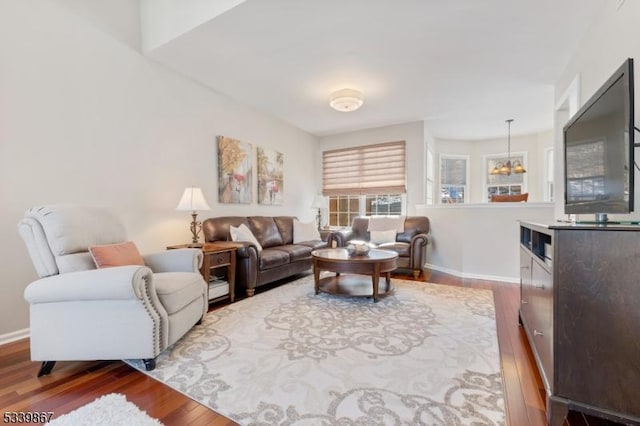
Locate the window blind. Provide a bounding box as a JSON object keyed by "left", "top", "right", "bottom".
{"left": 322, "top": 141, "right": 406, "bottom": 196}
{"left": 440, "top": 157, "right": 467, "bottom": 185}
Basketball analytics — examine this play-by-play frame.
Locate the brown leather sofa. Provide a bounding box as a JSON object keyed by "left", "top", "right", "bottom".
{"left": 202, "top": 216, "right": 327, "bottom": 297}
{"left": 328, "top": 216, "right": 430, "bottom": 278}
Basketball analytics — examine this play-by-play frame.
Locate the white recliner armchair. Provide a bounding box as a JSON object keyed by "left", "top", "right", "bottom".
{"left": 18, "top": 205, "right": 208, "bottom": 376}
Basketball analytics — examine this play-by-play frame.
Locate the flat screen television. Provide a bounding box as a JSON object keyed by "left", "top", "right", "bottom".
{"left": 563, "top": 58, "right": 635, "bottom": 222}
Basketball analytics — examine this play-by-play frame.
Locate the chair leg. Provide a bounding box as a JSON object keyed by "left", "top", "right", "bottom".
{"left": 143, "top": 358, "right": 156, "bottom": 371}
{"left": 412, "top": 269, "right": 420, "bottom": 279}
{"left": 37, "top": 361, "right": 56, "bottom": 377}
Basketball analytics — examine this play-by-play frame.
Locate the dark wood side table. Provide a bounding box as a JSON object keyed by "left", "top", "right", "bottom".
{"left": 166, "top": 242, "right": 239, "bottom": 304}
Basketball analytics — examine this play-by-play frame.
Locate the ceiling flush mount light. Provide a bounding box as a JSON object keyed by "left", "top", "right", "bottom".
{"left": 490, "top": 118, "right": 527, "bottom": 176}
{"left": 329, "top": 88, "right": 364, "bottom": 112}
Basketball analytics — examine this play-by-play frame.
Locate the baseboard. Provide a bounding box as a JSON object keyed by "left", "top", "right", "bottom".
{"left": 0, "top": 328, "right": 29, "bottom": 346}
{"left": 424, "top": 263, "right": 519, "bottom": 284}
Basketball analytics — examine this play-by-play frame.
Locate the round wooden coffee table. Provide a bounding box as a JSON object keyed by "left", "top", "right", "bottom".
{"left": 311, "top": 248, "right": 398, "bottom": 302}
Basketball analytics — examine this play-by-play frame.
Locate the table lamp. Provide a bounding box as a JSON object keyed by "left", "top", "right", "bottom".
{"left": 176, "top": 186, "right": 211, "bottom": 247}
{"left": 310, "top": 195, "right": 328, "bottom": 229}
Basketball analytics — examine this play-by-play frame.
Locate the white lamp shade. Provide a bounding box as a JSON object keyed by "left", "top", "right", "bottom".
{"left": 310, "top": 195, "right": 328, "bottom": 209}
{"left": 176, "top": 187, "right": 211, "bottom": 211}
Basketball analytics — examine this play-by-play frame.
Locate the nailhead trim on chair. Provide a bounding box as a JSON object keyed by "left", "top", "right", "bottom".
{"left": 139, "top": 274, "right": 162, "bottom": 356}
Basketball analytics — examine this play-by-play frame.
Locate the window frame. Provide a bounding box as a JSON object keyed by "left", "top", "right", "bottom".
{"left": 425, "top": 146, "right": 435, "bottom": 205}
{"left": 544, "top": 147, "right": 554, "bottom": 202}
{"left": 327, "top": 193, "right": 406, "bottom": 227}
{"left": 483, "top": 152, "right": 528, "bottom": 202}
{"left": 439, "top": 153, "right": 470, "bottom": 204}
{"left": 328, "top": 195, "right": 361, "bottom": 228}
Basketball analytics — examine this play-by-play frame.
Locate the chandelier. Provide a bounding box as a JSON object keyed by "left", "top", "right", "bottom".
{"left": 490, "top": 119, "right": 526, "bottom": 175}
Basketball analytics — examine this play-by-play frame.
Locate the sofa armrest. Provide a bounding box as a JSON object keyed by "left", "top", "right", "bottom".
{"left": 231, "top": 241, "right": 259, "bottom": 293}
{"left": 24, "top": 265, "right": 154, "bottom": 304}
{"left": 411, "top": 233, "right": 429, "bottom": 247}
{"left": 234, "top": 241, "right": 260, "bottom": 258}
{"left": 327, "top": 230, "right": 354, "bottom": 247}
{"left": 144, "top": 249, "right": 202, "bottom": 273}
{"left": 409, "top": 233, "right": 430, "bottom": 269}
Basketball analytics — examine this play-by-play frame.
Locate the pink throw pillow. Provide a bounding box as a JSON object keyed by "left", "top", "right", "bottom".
{"left": 89, "top": 241, "right": 145, "bottom": 268}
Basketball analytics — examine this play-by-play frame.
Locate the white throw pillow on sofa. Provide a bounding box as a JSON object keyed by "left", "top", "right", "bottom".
{"left": 293, "top": 219, "right": 321, "bottom": 243}
{"left": 230, "top": 224, "right": 263, "bottom": 252}
{"left": 370, "top": 229, "right": 397, "bottom": 245}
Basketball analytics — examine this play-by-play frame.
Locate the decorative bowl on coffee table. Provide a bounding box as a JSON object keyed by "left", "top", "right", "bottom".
{"left": 347, "top": 241, "right": 371, "bottom": 256}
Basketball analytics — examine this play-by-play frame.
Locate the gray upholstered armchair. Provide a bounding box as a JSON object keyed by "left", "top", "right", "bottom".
{"left": 18, "top": 205, "right": 207, "bottom": 376}
{"left": 328, "top": 216, "right": 430, "bottom": 278}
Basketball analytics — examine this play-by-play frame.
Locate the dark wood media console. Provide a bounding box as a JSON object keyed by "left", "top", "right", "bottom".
{"left": 519, "top": 221, "right": 640, "bottom": 426}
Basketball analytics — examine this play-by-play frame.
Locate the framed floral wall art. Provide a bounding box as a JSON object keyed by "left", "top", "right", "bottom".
{"left": 257, "top": 147, "right": 283, "bottom": 205}
{"left": 217, "top": 136, "right": 253, "bottom": 204}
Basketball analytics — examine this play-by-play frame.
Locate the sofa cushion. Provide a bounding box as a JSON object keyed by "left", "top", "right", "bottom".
{"left": 275, "top": 244, "right": 313, "bottom": 262}
{"left": 154, "top": 272, "right": 204, "bottom": 315}
{"left": 259, "top": 248, "right": 290, "bottom": 270}
{"left": 273, "top": 217, "right": 295, "bottom": 245}
{"left": 248, "top": 217, "right": 284, "bottom": 248}
{"left": 377, "top": 242, "right": 411, "bottom": 257}
{"left": 370, "top": 229, "right": 397, "bottom": 245}
{"left": 368, "top": 216, "right": 405, "bottom": 232}
{"left": 21, "top": 205, "right": 128, "bottom": 275}
{"left": 202, "top": 217, "right": 250, "bottom": 242}
{"left": 230, "top": 224, "right": 263, "bottom": 253}
{"left": 29, "top": 205, "right": 127, "bottom": 257}
{"left": 350, "top": 217, "right": 371, "bottom": 240}
{"left": 89, "top": 241, "right": 145, "bottom": 268}
{"left": 295, "top": 240, "right": 328, "bottom": 250}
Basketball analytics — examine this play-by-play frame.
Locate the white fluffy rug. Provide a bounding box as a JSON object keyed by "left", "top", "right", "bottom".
{"left": 48, "top": 394, "right": 162, "bottom": 425}
{"left": 127, "top": 275, "right": 505, "bottom": 425}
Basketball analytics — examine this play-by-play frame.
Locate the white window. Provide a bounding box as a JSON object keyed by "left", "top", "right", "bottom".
{"left": 365, "top": 194, "right": 403, "bottom": 215}
{"left": 328, "top": 195, "right": 360, "bottom": 227}
{"left": 323, "top": 141, "right": 407, "bottom": 227}
{"left": 425, "top": 147, "right": 435, "bottom": 205}
{"left": 485, "top": 153, "right": 528, "bottom": 201}
{"left": 544, "top": 148, "right": 554, "bottom": 202}
{"left": 328, "top": 194, "right": 404, "bottom": 227}
{"left": 440, "top": 154, "right": 469, "bottom": 203}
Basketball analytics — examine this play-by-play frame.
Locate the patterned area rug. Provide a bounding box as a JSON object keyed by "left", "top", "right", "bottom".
{"left": 126, "top": 275, "right": 505, "bottom": 425}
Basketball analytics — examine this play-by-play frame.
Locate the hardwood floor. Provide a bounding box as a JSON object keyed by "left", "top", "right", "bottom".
{"left": 0, "top": 270, "right": 610, "bottom": 425}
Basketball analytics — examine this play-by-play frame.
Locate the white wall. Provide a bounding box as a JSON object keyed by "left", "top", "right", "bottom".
{"left": 0, "top": 1, "right": 318, "bottom": 338}
{"left": 318, "top": 121, "right": 426, "bottom": 213}
{"left": 55, "top": 0, "right": 142, "bottom": 50}
{"left": 417, "top": 204, "right": 554, "bottom": 282}
{"left": 554, "top": 0, "right": 640, "bottom": 222}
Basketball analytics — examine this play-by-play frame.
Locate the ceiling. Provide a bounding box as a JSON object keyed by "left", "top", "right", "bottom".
{"left": 144, "top": 0, "right": 606, "bottom": 140}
